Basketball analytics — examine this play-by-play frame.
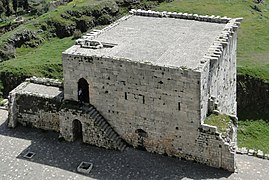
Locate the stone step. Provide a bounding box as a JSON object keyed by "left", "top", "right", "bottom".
{"left": 107, "top": 130, "right": 115, "bottom": 138}
{"left": 101, "top": 123, "right": 109, "bottom": 130}
{"left": 88, "top": 106, "right": 94, "bottom": 111}
{"left": 86, "top": 104, "right": 127, "bottom": 152}
{"left": 110, "top": 133, "right": 117, "bottom": 140}
{"left": 118, "top": 143, "right": 124, "bottom": 150}
{"left": 115, "top": 139, "right": 122, "bottom": 147}
{"left": 93, "top": 114, "right": 100, "bottom": 120}
{"left": 115, "top": 138, "right": 121, "bottom": 145}
{"left": 103, "top": 125, "right": 110, "bottom": 132}
{"left": 95, "top": 116, "right": 103, "bottom": 123}
{"left": 90, "top": 111, "right": 98, "bottom": 118}
{"left": 92, "top": 112, "right": 100, "bottom": 119}
{"left": 105, "top": 127, "right": 113, "bottom": 135}
{"left": 99, "top": 121, "right": 106, "bottom": 128}
{"left": 96, "top": 119, "right": 104, "bottom": 126}
{"left": 112, "top": 135, "right": 120, "bottom": 142}
{"left": 88, "top": 108, "right": 95, "bottom": 115}
{"left": 119, "top": 144, "right": 126, "bottom": 151}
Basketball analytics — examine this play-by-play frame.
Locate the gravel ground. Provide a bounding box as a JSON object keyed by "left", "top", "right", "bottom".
{"left": 0, "top": 109, "right": 267, "bottom": 180}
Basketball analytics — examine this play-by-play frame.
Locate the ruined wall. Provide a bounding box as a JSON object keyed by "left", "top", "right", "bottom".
{"left": 7, "top": 78, "right": 63, "bottom": 131}
{"left": 15, "top": 93, "right": 62, "bottom": 131}
{"left": 197, "top": 123, "right": 235, "bottom": 172}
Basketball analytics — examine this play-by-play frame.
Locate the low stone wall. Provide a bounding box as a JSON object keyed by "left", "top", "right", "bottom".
{"left": 237, "top": 147, "right": 269, "bottom": 160}
{"left": 7, "top": 79, "right": 63, "bottom": 131}
{"left": 196, "top": 123, "right": 236, "bottom": 172}
{"left": 15, "top": 93, "right": 62, "bottom": 131}
{"left": 129, "top": 9, "right": 236, "bottom": 24}
{"left": 26, "top": 76, "right": 63, "bottom": 88}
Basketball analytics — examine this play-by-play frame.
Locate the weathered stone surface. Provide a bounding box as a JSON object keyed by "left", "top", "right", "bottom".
{"left": 8, "top": 81, "right": 63, "bottom": 131}
{"left": 257, "top": 150, "right": 264, "bottom": 158}
{"left": 59, "top": 101, "right": 126, "bottom": 150}
{"left": 7, "top": 10, "right": 242, "bottom": 172}
{"left": 248, "top": 149, "right": 254, "bottom": 156}
{"left": 239, "top": 147, "right": 248, "bottom": 155}
{"left": 61, "top": 12, "right": 241, "bottom": 172}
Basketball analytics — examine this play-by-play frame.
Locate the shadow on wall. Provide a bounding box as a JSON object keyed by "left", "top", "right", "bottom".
{"left": 0, "top": 114, "right": 232, "bottom": 179}
{"left": 237, "top": 75, "right": 269, "bottom": 121}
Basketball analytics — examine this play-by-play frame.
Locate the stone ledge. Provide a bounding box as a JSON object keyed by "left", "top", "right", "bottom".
{"left": 129, "top": 9, "right": 243, "bottom": 24}
{"left": 25, "top": 76, "right": 63, "bottom": 88}
{"left": 236, "top": 147, "right": 269, "bottom": 160}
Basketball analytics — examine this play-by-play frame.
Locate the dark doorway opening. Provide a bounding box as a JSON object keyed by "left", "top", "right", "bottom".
{"left": 135, "top": 129, "right": 148, "bottom": 151}
{"left": 78, "top": 78, "right": 89, "bottom": 103}
{"left": 73, "top": 119, "right": 83, "bottom": 141}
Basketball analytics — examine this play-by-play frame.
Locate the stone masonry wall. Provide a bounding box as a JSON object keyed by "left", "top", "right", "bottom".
{"left": 200, "top": 19, "right": 240, "bottom": 119}
{"left": 59, "top": 104, "right": 120, "bottom": 150}
{"left": 8, "top": 78, "right": 125, "bottom": 150}
{"left": 15, "top": 93, "right": 62, "bottom": 131}
{"left": 197, "top": 17, "right": 241, "bottom": 171}
{"left": 197, "top": 124, "right": 235, "bottom": 171}
{"left": 7, "top": 81, "right": 63, "bottom": 131}
{"left": 59, "top": 10, "right": 241, "bottom": 171}
{"left": 63, "top": 54, "right": 202, "bottom": 156}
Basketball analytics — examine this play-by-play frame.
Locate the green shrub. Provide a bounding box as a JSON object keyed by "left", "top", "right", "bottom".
{"left": 72, "top": 29, "right": 82, "bottom": 39}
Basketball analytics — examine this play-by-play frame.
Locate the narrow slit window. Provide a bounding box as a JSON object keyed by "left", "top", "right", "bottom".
{"left": 178, "top": 102, "right": 181, "bottom": 111}
{"left": 143, "top": 95, "right": 145, "bottom": 104}
{"left": 125, "top": 92, "right": 128, "bottom": 100}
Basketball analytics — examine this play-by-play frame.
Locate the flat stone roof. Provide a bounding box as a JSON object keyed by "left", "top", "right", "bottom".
{"left": 64, "top": 15, "right": 226, "bottom": 69}
{"left": 19, "top": 83, "right": 62, "bottom": 98}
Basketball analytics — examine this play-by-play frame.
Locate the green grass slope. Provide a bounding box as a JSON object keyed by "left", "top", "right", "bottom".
{"left": 156, "top": 0, "right": 269, "bottom": 81}
{"left": 238, "top": 120, "right": 269, "bottom": 153}
{"left": 0, "top": 0, "right": 125, "bottom": 82}
{"left": 0, "top": 37, "right": 73, "bottom": 79}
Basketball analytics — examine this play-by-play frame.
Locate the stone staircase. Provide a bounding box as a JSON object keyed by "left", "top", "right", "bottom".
{"left": 82, "top": 104, "right": 127, "bottom": 151}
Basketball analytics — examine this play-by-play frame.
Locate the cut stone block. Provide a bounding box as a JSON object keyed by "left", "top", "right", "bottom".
{"left": 241, "top": 147, "right": 248, "bottom": 155}
{"left": 248, "top": 149, "right": 254, "bottom": 156}
{"left": 257, "top": 150, "right": 264, "bottom": 158}
{"left": 77, "top": 161, "right": 93, "bottom": 174}
{"left": 23, "top": 151, "right": 35, "bottom": 159}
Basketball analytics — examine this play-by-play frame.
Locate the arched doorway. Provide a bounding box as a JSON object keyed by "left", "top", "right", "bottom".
{"left": 73, "top": 119, "right": 83, "bottom": 141}
{"left": 78, "top": 78, "right": 89, "bottom": 103}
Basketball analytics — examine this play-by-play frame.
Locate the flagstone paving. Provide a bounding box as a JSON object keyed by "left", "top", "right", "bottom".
{"left": 0, "top": 109, "right": 267, "bottom": 180}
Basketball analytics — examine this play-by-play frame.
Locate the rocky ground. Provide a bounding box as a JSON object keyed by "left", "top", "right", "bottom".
{"left": 0, "top": 109, "right": 267, "bottom": 180}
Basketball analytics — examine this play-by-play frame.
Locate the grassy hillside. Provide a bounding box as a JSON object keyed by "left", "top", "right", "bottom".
{"left": 2, "top": 0, "right": 269, "bottom": 81}
{"left": 156, "top": 0, "right": 269, "bottom": 82}
{"left": 238, "top": 120, "right": 269, "bottom": 153}
{"left": 0, "top": 37, "right": 73, "bottom": 78}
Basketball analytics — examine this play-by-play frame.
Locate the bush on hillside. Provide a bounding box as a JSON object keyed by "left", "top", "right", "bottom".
{"left": 72, "top": 29, "right": 81, "bottom": 39}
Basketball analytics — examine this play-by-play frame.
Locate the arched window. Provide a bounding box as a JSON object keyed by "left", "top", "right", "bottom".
{"left": 78, "top": 78, "right": 89, "bottom": 103}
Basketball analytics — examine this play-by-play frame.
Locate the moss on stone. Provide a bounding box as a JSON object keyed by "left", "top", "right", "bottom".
{"left": 204, "top": 114, "right": 231, "bottom": 134}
